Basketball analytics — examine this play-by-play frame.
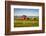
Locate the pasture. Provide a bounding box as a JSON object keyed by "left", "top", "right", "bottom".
{"left": 14, "top": 18, "right": 39, "bottom": 27}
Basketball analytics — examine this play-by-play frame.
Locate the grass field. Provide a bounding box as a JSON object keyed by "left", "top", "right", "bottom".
{"left": 14, "top": 17, "right": 39, "bottom": 27}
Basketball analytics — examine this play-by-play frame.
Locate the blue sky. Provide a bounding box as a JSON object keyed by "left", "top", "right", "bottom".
{"left": 14, "top": 8, "right": 39, "bottom": 16}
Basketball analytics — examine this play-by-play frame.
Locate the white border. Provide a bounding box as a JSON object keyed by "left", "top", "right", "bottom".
{"left": 11, "top": 5, "right": 42, "bottom": 31}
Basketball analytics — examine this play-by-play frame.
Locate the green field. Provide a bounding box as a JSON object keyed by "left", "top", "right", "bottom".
{"left": 14, "top": 17, "right": 39, "bottom": 27}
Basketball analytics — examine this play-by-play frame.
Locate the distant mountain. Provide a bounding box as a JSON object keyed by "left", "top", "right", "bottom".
{"left": 14, "top": 15, "right": 27, "bottom": 18}
{"left": 27, "top": 16, "right": 39, "bottom": 18}
{"left": 14, "top": 15, "right": 39, "bottom": 18}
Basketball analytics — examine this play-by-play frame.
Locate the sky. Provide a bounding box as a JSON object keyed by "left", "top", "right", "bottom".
{"left": 14, "top": 8, "right": 39, "bottom": 16}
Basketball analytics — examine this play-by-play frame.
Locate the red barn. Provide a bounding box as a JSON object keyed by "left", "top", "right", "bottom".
{"left": 19, "top": 15, "right": 27, "bottom": 20}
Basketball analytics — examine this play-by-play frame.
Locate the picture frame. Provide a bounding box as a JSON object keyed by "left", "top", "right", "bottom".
{"left": 5, "top": 1, "right": 45, "bottom": 35}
